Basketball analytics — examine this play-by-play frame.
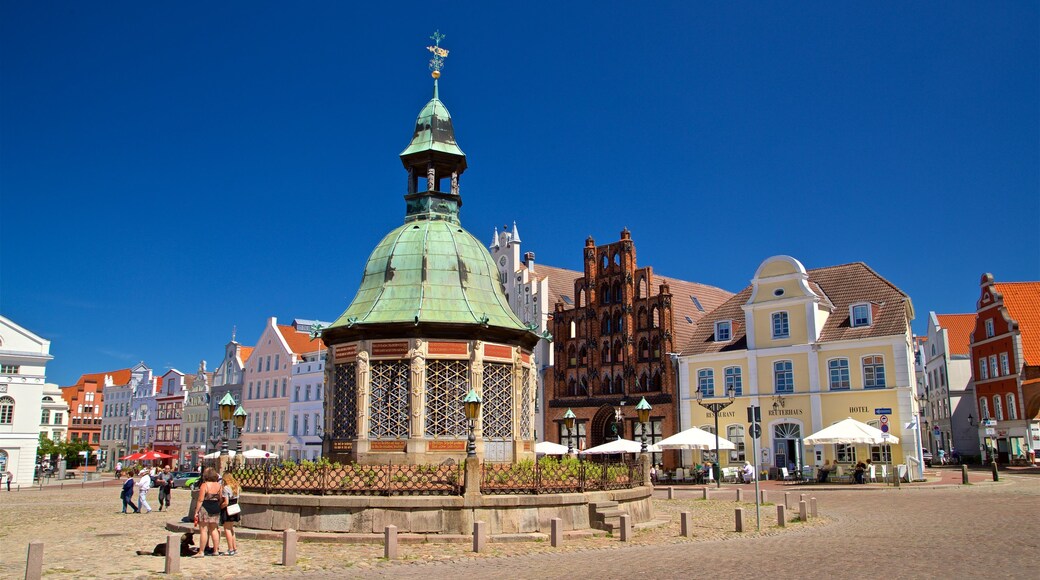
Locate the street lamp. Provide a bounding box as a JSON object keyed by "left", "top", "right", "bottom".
{"left": 636, "top": 397, "right": 652, "bottom": 453}
{"left": 218, "top": 392, "right": 237, "bottom": 457}
{"left": 233, "top": 405, "right": 246, "bottom": 467}
{"left": 463, "top": 389, "right": 482, "bottom": 458}
{"left": 563, "top": 409, "right": 576, "bottom": 455}
{"left": 696, "top": 384, "right": 736, "bottom": 488}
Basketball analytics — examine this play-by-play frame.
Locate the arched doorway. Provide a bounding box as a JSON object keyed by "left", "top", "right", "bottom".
{"left": 772, "top": 422, "right": 803, "bottom": 471}
{"left": 590, "top": 405, "right": 624, "bottom": 448}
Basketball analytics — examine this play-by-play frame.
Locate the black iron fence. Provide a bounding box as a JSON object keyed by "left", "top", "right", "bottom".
{"left": 232, "top": 462, "right": 463, "bottom": 496}
{"left": 480, "top": 459, "right": 643, "bottom": 495}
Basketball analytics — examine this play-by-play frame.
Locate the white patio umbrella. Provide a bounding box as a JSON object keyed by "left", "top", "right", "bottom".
{"left": 656, "top": 426, "right": 736, "bottom": 451}
{"left": 803, "top": 417, "right": 899, "bottom": 445}
{"left": 579, "top": 438, "right": 662, "bottom": 455}
{"left": 202, "top": 450, "right": 237, "bottom": 459}
{"left": 242, "top": 448, "right": 279, "bottom": 460}
{"left": 534, "top": 441, "right": 571, "bottom": 456}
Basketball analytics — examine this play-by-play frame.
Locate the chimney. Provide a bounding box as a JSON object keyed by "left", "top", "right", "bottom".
{"left": 524, "top": 251, "right": 535, "bottom": 270}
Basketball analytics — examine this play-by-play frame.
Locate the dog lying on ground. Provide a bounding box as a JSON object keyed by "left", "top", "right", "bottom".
{"left": 137, "top": 532, "right": 199, "bottom": 557}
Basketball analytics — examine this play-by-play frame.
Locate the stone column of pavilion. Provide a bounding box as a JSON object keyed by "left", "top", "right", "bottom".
{"left": 321, "top": 57, "right": 540, "bottom": 467}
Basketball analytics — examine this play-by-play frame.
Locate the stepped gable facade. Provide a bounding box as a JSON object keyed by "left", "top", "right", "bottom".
{"left": 546, "top": 229, "right": 732, "bottom": 467}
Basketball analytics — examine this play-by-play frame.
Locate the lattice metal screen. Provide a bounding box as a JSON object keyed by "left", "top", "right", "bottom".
{"left": 519, "top": 366, "right": 532, "bottom": 439}
{"left": 481, "top": 363, "right": 513, "bottom": 439}
{"left": 332, "top": 363, "right": 357, "bottom": 439}
{"left": 369, "top": 360, "right": 410, "bottom": 439}
{"left": 425, "top": 360, "right": 469, "bottom": 437}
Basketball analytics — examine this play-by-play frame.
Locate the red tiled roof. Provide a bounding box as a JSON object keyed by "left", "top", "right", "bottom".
{"left": 993, "top": 281, "right": 1040, "bottom": 366}
{"left": 530, "top": 263, "right": 734, "bottom": 349}
{"left": 528, "top": 263, "right": 582, "bottom": 311}
{"left": 682, "top": 262, "right": 912, "bottom": 355}
{"left": 239, "top": 346, "right": 255, "bottom": 364}
{"left": 63, "top": 368, "right": 132, "bottom": 390}
{"left": 934, "top": 313, "right": 976, "bottom": 357}
{"left": 278, "top": 325, "right": 325, "bottom": 356}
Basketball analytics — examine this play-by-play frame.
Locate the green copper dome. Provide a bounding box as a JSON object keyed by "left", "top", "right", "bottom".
{"left": 329, "top": 219, "right": 526, "bottom": 330}
{"left": 326, "top": 81, "right": 533, "bottom": 346}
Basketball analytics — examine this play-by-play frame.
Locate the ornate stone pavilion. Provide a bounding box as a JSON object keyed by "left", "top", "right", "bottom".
{"left": 322, "top": 54, "right": 540, "bottom": 466}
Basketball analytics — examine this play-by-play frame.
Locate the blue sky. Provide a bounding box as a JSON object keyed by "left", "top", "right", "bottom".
{"left": 2, "top": 2, "right": 1037, "bottom": 386}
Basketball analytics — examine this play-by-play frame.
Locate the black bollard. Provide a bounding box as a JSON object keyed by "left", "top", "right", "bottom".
{"left": 990, "top": 461, "right": 999, "bottom": 482}
{"left": 961, "top": 464, "right": 969, "bottom": 485}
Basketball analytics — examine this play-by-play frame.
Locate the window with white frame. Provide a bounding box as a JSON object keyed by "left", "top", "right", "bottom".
{"left": 1007, "top": 393, "right": 1018, "bottom": 420}
{"left": 836, "top": 444, "right": 856, "bottom": 463}
{"left": 828, "top": 358, "right": 850, "bottom": 390}
{"left": 979, "top": 397, "right": 990, "bottom": 420}
{"left": 771, "top": 312, "right": 790, "bottom": 339}
{"left": 989, "top": 355, "right": 999, "bottom": 377}
{"left": 724, "top": 367, "right": 743, "bottom": 396}
{"left": 292, "top": 414, "right": 299, "bottom": 436}
{"left": 863, "top": 356, "right": 886, "bottom": 388}
{"left": 727, "top": 424, "right": 746, "bottom": 462}
{"left": 697, "top": 369, "right": 715, "bottom": 397}
{"left": 999, "top": 353, "right": 1010, "bottom": 376}
{"left": 978, "top": 358, "right": 989, "bottom": 380}
{"left": 773, "top": 360, "right": 794, "bottom": 393}
{"left": 715, "top": 320, "right": 732, "bottom": 342}
{"left": 993, "top": 395, "right": 1003, "bottom": 421}
{"left": 851, "top": 304, "right": 871, "bottom": 327}
{"left": 866, "top": 420, "right": 892, "bottom": 462}
{"left": 985, "top": 318, "right": 994, "bottom": 338}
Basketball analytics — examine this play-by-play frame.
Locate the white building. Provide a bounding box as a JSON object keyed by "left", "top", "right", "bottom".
{"left": 127, "top": 363, "right": 157, "bottom": 453}
{"left": 923, "top": 312, "right": 977, "bottom": 459}
{"left": 288, "top": 347, "right": 326, "bottom": 461}
{"left": 101, "top": 380, "right": 133, "bottom": 469}
{"left": 40, "top": 383, "right": 68, "bottom": 444}
{"left": 0, "top": 315, "right": 53, "bottom": 485}
{"left": 181, "top": 361, "right": 212, "bottom": 468}
{"left": 489, "top": 223, "right": 567, "bottom": 440}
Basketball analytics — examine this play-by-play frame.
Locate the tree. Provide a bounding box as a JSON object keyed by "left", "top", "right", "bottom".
{"left": 63, "top": 439, "right": 93, "bottom": 467}
{"left": 37, "top": 433, "right": 61, "bottom": 458}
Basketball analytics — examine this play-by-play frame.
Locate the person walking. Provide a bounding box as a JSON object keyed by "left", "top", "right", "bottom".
{"left": 121, "top": 472, "right": 140, "bottom": 513}
{"left": 220, "top": 472, "right": 241, "bottom": 556}
{"left": 156, "top": 466, "right": 174, "bottom": 512}
{"left": 137, "top": 469, "right": 153, "bottom": 513}
{"left": 5, "top": 470, "right": 12, "bottom": 491}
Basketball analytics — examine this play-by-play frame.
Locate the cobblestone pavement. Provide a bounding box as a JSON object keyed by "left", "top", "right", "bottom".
{"left": 0, "top": 470, "right": 1036, "bottom": 579}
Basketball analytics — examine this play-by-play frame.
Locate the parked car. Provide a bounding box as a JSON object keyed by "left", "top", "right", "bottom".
{"left": 921, "top": 449, "right": 933, "bottom": 467}
{"left": 171, "top": 471, "right": 201, "bottom": 489}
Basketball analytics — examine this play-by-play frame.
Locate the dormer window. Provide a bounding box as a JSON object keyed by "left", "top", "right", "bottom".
{"left": 851, "top": 304, "right": 872, "bottom": 328}
{"left": 715, "top": 320, "right": 732, "bottom": 342}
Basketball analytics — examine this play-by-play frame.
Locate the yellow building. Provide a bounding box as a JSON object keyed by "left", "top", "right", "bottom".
{"left": 677, "top": 256, "right": 921, "bottom": 478}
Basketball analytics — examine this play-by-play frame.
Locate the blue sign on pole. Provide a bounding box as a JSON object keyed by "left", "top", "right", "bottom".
{"left": 874, "top": 408, "right": 892, "bottom": 415}
{"left": 881, "top": 423, "right": 889, "bottom": 433}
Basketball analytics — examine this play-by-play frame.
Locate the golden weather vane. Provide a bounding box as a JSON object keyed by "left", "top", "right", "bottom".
{"left": 427, "top": 30, "right": 449, "bottom": 79}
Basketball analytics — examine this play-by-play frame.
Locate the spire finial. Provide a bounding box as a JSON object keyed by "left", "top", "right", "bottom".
{"left": 427, "top": 30, "right": 449, "bottom": 80}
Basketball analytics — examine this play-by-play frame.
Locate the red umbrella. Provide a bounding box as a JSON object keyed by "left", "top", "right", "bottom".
{"left": 137, "top": 451, "right": 173, "bottom": 461}
{"left": 121, "top": 452, "right": 144, "bottom": 461}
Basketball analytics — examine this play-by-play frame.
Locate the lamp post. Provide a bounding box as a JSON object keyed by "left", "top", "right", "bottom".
{"left": 636, "top": 397, "right": 652, "bottom": 453}
{"left": 217, "top": 392, "right": 236, "bottom": 457}
{"left": 463, "top": 389, "right": 482, "bottom": 458}
{"left": 232, "top": 405, "right": 246, "bottom": 468}
{"left": 563, "top": 409, "right": 576, "bottom": 455}
{"left": 696, "top": 385, "right": 735, "bottom": 488}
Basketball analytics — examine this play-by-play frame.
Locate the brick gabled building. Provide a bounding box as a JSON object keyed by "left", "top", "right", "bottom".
{"left": 969, "top": 274, "right": 1040, "bottom": 464}
{"left": 546, "top": 229, "right": 732, "bottom": 466}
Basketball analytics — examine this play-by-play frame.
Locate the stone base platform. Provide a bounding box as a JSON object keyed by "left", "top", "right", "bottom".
{"left": 164, "top": 520, "right": 610, "bottom": 544}
{"left": 204, "top": 485, "right": 653, "bottom": 537}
